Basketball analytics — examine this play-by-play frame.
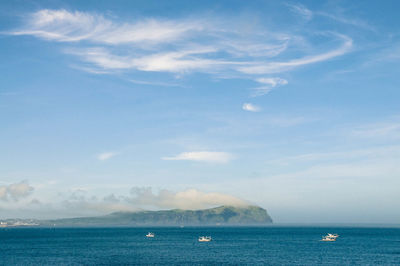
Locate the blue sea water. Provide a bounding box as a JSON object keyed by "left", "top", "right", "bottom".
{"left": 0, "top": 226, "right": 399, "bottom": 265}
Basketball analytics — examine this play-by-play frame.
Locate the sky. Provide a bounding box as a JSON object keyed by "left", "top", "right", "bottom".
{"left": 0, "top": 0, "right": 400, "bottom": 223}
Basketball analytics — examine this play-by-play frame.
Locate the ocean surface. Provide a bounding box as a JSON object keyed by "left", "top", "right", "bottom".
{"left": 1, "top": 226, "right": 399, "bottom": 265}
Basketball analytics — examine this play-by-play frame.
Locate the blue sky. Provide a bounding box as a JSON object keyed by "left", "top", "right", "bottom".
{"left": 1, "top": 0, "right": 400, "bottom": 223}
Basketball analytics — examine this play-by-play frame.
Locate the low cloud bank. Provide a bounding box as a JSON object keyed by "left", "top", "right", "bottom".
{"left": 0, "top": 186, "right": 250, "bottom": 218}
{"left": 0, "top": 181, "right": 33, "bottom": 201}
{"left": 128, "top": 188, "right": 249, "bottom": 210}
{"left": 60, "top": 188, "right": 249, "bottom": 216}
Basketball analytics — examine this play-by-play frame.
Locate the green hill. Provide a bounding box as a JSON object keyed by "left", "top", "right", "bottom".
{"left": 43, "top": 205, "right": 272, "bottom": 226}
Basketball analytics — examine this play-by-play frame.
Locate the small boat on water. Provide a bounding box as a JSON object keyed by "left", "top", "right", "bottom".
{"left": 321, "top": 236, "right": 336, "bottom": 241}
{"left": 198, "top": 236, "right": 212, "bottom": 242}
{"left": 320, "top": 233, "right": 339, "bottom": 241}
{"left": 146, "top": 232, "right": 155, "bottom": 238}
{"left": 327, "top": 233, "right": 339, "bottom": 238}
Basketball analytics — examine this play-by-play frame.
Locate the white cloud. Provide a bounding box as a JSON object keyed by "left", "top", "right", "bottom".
{"left": 220, "top": 39, "right": 289, "bottom": 58}
{"left": 129, "top": 187, "right": 249, "bottom": 210}
{"left": 286, "top": 3, "right": 313, "bottom": 20}
{"left": 317, "top": 12, "right": 375, "bottom": 31}
{"left": 0, "top": 181, "right": 34, "bottom": 201}
{"left": 61, "top": 192, "right": 139, "bottom": 216}
{"left": 11, "top": 9, "right": 202, "bottom": 44}
{"left": 65, "top": 46, "right": 233, "bottom": 73}
{"left": 250, "top": 77, "right": 288, "bottom": 96}
{"left": 256, "top": 77, "right": 288, "bottom": 87}
{"left": 97, "top": 151, "right": 118, "bottom": 161}
{"left": 127, "top": 49, "right": 224, "bottom": 73}
{"left": 0, "top": 187, "right": 249, "bottom": 218}
{"left": 162, "top": 151, "right": 233, "bottom": 163}
{"left": 238, "top": 34, "right": 353, "bottom": 74}
{"left": 242, "top": 103, "right": 261, "bottom": 112}
{"left": 8, "top": 9, "right": 353, "bottom": 84}
{"left": 0, "top": 186, "right": 7, "bottom": 200}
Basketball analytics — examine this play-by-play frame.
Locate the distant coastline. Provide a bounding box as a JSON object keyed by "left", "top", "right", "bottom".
{"left": 0, "top": 205, "right": 272, "bottom": 227}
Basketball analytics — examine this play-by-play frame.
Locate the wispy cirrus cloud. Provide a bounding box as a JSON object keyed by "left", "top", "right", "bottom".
{"left": 317, "top": 12, "right": 375, "bottom": 31}
{"left": 238, "top": 34, "right": 353, "bottom": 74}
{"left": 256, "top": 77, "right": 288, "bottom": 87}
{"left": 286, "top": 2, "right": 374, "bottom": 31}
{"left": 65, "top": 46, "right": 229, "bottom": 73}
{"left": 7, "top": 8, "right": 353, "bottom": 93}
{"left": 286, "top": 3, "right": 313, "bottom": 20}
{"left": 162, "top": 151, "right": 233, "bottom": 163}
{"left": 251, "top": 77, "right": 288, "bottom": 96}
{"left": 10, "top": 9, "right": 202, "bottom": 44}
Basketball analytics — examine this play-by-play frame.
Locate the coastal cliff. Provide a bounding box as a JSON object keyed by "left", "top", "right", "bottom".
{"left": 43, "top": 205, "right": 272, "bottom": 226}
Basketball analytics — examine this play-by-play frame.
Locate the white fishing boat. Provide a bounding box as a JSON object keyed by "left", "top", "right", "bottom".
{"left": 198, "top": 236, "right": 212, "bottom": 242}
{"left": 146, "top": 232, "right": 155, "bottom": 238}
{"left": 320, "top": 233, "right": 339, "bottom": 241}
{"left": 321, "top": 236, "right": 336, "bottom": 241}
{"left": 327, "top": 233, "right": 339, "bottom": 238}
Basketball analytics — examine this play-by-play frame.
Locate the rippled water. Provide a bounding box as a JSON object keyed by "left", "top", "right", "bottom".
{"left": 1, "top": 226, "right": 399, "bottom": 265}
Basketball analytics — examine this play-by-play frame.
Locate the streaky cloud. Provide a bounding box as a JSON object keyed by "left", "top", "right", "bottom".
{"left": 162, "top": 151, "right": 233, "bottom": 163}
{"left": 251, "top": 77, "right": 288, "bottom": 97}
{"left": 238, "top": 34, "right": 353, "bottom": 74}
{"left": 317, "top": 11, "right": 376, "bottom": 31}
{"left": 97, "top": 151, "right": 118, "bottom": 161}
{"left": 286, "top": 3, "right": 313, "bottom": 20}
{"left": 10, "top": 9, "right": 202, "bottom": 44}
{"left": 256, "top": 77, "right": 288, "bottom": 87}
{"left": 8, "top": 9, "right": 353, "bottom": 85}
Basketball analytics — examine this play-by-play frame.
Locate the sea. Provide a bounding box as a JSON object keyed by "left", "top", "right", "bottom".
{"left": 1, "top": 226, "right": 399, "bottom": 265}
